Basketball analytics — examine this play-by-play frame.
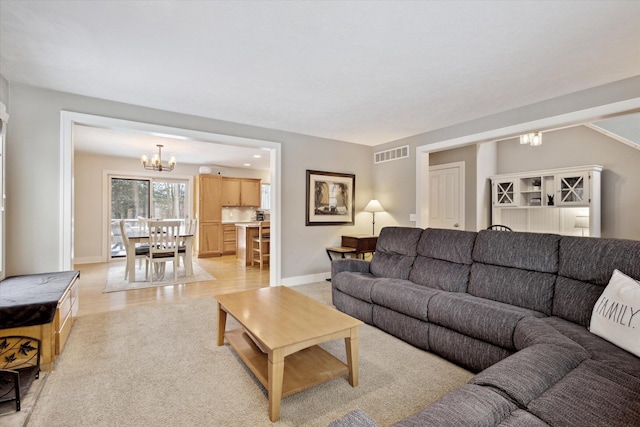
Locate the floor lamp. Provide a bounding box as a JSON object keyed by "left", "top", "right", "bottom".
{"left": 364, "top": 199, "right": 385, "bottom": 236}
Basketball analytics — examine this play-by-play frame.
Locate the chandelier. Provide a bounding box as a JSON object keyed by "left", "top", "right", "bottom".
{"left": 519, "top": 132, "right": 542, "bottom": 146}
{"left": 141, "top": 144, "right": 176, "bottom": 172}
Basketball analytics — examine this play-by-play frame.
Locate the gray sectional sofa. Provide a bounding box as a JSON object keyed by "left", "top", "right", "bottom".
{"left": 330, "top": 227, "right": 640, "bottom": 426}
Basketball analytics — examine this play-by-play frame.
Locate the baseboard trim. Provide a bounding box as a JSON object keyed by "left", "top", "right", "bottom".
{"left": 280, "top": 272, "right": 330, "bottom": 287}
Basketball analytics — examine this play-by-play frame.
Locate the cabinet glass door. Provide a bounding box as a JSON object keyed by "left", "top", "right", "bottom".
{"left": 557, "top": 173, "right": 589, "bottom": 205}
{"left": 494, "top": 180, "right": 517, "bottom": 206}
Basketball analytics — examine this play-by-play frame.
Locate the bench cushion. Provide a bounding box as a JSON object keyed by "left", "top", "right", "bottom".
{"left": 0, "top": 271, "right": 80, "bottom": 329}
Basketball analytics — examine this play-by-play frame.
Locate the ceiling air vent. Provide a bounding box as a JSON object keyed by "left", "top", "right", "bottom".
{"left": 374, "top": 145, "right": 409, "bottom": 164}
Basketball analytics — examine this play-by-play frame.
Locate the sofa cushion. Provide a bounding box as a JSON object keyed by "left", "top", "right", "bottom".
{"left": 370, "top": 279, "right": 440, "bottom": 321}
{"left": 370, "top": 227, "right": 423, "bottom": 280}
{"left": 428, "top": 324, "right": 513, "bottom": 372}
{"left": 331, "top": 258, "right": 371, "bottom": 276}
{"left": 527, "top": 360, "right": 640, "bottom": 427}
{"left": 468, "top": 263, "right": 556, "bottom": 314}
{"left": 407, "top": 228, "right": 476, "bottom": 293}
{"left": 472, "top": 230, "right": 560, "bottom": 273}
{"left": 471, "top": 344, "right": 589, "bottom": 407}
{"left": 497, "top": 410, "right": 550, "bottom": 427}
{"left": 391, "top": 384, "right": 518, "bottom": 427}
{"left": 513, "top": 316, "right": 588, "bottom": 353}
{"left": 558, "top": 236, "right": 640, "bottom": 285}
{"left": 590, "top": 269, "right": 640, "bottom": 358}
{"left": 551, "top": 276, "right": 603, "bottom": 327}
{"left": 416, "top": 228, "right": 477, "bottom": 264}
{"left": 373, "top": 305, "right": 430, "bottom": 351}
{"left": 553, "top": 236, "right": 640, "bottom": 327}
{"left": 542, "top": 316, "right": 640, "bottom": 379}
{"left": 428, "top": 292, "right": 545, "bottom": 349}
{"left": 409, "top": 257, "right": 471, "bottom": 293}
{"left": 329, "top": 409, "right": 380, "bottom": 427}
{"left": 332, "top": 272, "right": 382, "bottom": 303}
{"left": 332, "top": 289, "right": 373, "bottom": 324}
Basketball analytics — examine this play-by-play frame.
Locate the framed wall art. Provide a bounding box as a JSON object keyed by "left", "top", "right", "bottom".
{"left": 305, "top": 170, "right": 355, "bottom": 226}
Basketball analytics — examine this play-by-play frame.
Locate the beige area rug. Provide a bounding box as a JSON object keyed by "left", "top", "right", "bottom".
{"left": 104, "top": 260, "right": 215, "bottom": 292}
{"left": 28, "top": 282, "right": 473, "bottom": 426}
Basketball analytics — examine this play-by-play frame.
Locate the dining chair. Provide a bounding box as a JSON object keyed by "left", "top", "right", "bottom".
{"left": 177, "top": 218, "right": 197, "bottom": 274}
{"left": 487, "top": 224, "right": 513, "bottom": 231}
{"left": 120, "top": 220, "right": 149, "bottom": 280}
{"left": 145, "top": 220, "right": 181, "bottom": 284}
{"left": 251, "top": 221, "right": 270, "bottom": 270}
{"left": 0, "top": 336, "right": 41, "bottom": 411}
{"left": 137, "top": 216, "right": 149, "bottom": 233}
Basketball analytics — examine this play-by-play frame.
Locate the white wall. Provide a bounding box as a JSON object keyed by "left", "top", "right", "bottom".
{"left": 6, "top": 83, "right": 373, "bottom": 278}
{"left": 0, "top": 74, "right": 8, "bottom": 106}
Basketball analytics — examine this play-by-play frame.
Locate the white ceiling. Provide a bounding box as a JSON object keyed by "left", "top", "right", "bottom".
{"left": 73, "top": 124, "right": 272, "bottom": 169}
{"left": 1, "top": 1, "right": 639, "bottom": 146}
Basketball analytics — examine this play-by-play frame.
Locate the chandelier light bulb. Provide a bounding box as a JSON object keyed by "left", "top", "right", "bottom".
{"left": 140, "top": 144, "right": 176, "bottom": 172}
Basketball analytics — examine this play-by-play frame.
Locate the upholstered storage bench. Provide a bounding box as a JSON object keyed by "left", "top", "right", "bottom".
{"left": 0, "top": 270, "right": 80, "bottom": 369}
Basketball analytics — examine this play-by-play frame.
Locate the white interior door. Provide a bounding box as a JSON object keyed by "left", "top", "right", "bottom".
{"left": 429, "top": 162, "right": 465, "bottom": 230}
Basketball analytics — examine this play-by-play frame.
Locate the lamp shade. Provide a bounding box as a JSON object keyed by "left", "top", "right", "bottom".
{"left": 364, "top": 199, "right": 384, "bottom": 213}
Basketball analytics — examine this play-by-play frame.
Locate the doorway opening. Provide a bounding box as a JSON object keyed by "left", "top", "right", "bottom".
{"left": 61, "top": 111, "right": 282, "bottom": 287}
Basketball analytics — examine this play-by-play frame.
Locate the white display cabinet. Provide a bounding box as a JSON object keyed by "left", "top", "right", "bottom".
{"left": 490, "top": 165, "right": 602, "bottom": 237}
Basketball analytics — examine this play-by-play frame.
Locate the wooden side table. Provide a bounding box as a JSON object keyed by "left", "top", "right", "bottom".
{"left": 340, "top": 235, "right": 378, "bottom": 259}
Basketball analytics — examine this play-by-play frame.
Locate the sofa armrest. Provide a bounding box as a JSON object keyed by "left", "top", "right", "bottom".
{"left": 332, "top": 259, "right": 371, "bottom": 276}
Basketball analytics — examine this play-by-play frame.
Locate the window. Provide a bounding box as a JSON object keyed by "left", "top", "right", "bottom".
{"left": 110, "top": 176, "right": 189, "bottom": 258}
{"left": 261, "top": 183, "right": 271, "bottom": 210}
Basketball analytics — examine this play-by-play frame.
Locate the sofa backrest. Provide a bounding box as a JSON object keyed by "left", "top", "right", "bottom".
{"left": 370, "top": 227, "right": 423, "bottom": 280}
{"left": 554, "top": 236, "right": 640, "bottom": 326}
{"left": 469, "top": 230, "right": 561, "bottom": 315}
{"left": 408, "top": 228, "right": 477, "bottom": 292}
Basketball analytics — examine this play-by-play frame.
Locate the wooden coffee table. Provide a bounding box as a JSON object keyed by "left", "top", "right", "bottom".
{"left": 216, "top": 286, "right": 363, "bottom": 422}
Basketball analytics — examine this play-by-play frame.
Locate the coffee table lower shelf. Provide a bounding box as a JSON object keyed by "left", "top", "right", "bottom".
{"left": 225, "top": 328, "right": 349, "bottom": 397}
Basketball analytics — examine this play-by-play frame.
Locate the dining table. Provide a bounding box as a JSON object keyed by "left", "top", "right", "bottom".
{"left": 125, "top": 230, "right": 194, "bottom": 282}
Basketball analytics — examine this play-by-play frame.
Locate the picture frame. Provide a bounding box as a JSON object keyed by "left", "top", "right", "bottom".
{"left": 305, "top": 170, "right": 355, "bottom": 226}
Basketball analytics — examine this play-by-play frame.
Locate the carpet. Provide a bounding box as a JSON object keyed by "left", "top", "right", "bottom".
{"left": 104, "top": 261, "right": 215, "bottom": 292}
{"left": 28, "top": 282, "right": 473, "bottom": 426}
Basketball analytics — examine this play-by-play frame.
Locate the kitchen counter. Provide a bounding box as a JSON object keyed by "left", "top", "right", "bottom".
{"left": 235, "top": 223, "right": 260, "bottom": 266}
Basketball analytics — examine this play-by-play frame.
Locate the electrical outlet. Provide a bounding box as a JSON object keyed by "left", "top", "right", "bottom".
{"left": 409, "top": 214, "right": 416, "bottom": 222}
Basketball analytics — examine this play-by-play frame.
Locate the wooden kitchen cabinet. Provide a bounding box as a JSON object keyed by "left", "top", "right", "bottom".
{"left": 221, "top": 178, "right": 241, "bottom": 206}
{"left": 221, "top": 177, "right": 261, "bottom": 207}
{"left": 222, "top": 224, "right": 237, "bottom": 255}
{"left": 195, "top": 174, "right": 222, "bottom": 257}
{"left": 240, "top": 179, "right": 261, "bottom": 207}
